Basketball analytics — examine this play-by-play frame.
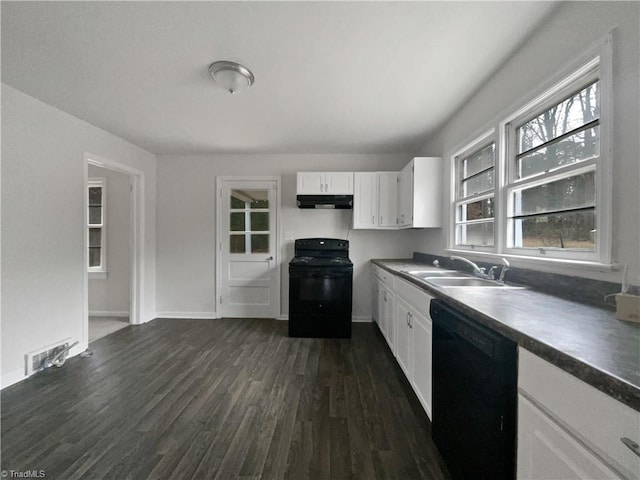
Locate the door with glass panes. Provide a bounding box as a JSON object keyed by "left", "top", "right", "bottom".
{"left": 220, "top": 179, "right": 278, "bottom": 318}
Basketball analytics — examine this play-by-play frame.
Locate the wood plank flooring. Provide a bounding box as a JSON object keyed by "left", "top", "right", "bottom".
{"left": 1, "top": 319, "right": 450, "bottom": 479}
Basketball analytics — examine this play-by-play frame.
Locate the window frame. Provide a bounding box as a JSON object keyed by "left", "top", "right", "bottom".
{"left": 448, "top": 35, "right": 613, "bottom": 269}
{"left": 87, "top": 178, "right": 107, "bottom": 273}
{"left": 228, "top": 191, "right": 271, "bottom": 255}
{"left": 451, "top": 130, "right": 497, "bottom": 253}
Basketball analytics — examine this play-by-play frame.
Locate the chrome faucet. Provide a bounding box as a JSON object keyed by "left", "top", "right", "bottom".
{"left": 450, "top": 255, "right": 510, "bottom": 282}
{"left": 449, "top": 256, "right": 488, "bottom": 278}
{"left": 489, "top": 258, "right": 510, "bottom": 282}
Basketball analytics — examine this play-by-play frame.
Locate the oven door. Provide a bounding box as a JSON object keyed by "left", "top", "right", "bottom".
{"left": 289, "top": 265, "right": 353, "bottom": 316}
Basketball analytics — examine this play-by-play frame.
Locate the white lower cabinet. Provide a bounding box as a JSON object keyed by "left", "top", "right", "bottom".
{"left": 518, "top": 349, "right": 640, "bottom": 480}
{"left": 518, "top": 394, "right": 619, "bottom": 479}
{"left": 372, "top": 266, "right": 395, "bottom": 353}
{"left": 379, "top": 284, "right": 395, "bottom": 351}
{"left": 394, "top": 278, "right": 433, "bottom": 419}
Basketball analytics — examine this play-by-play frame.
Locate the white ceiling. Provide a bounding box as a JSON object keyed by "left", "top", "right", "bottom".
{"left": 1, "top": 1, "right": 558, "bottom": 155}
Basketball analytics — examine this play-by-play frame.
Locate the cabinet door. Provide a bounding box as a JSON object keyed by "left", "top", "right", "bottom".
{"left": 411, "top": 308, "right": 433, "bottom": 420}
{"left": 412, "top": 157, "right": 442, "bottom": 228}
{"left": 518, "top": 395, "right": 620, "bottom": 480}
{"left": 397, "top": 162, "right": 413, "bottom": 227}
{"left": 353, "top": 173, "right": 377, "bottom": 229}
{"left": 371, "top": 275, "right": 380, "bottom": 324}
{"left": 297, "top": 172, "right": 325, "bottom": 194}
{"left": 378, "top": 172, "right": 399, "bottom": 227}
{"left": 378, "top": 284, "right": 388, "bottom": 338}
{"left": 325, "top": 172, "right": 354, "bottom": 194}
{"left": 395, "top": 297, "right": 412, "bottom": 378}
{"left": 384, "top": 290, "right": 396, "bottom": 353}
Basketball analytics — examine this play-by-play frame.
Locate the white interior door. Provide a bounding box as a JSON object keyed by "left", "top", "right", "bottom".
{"left": 219, "top": 179, "right": 279, "bottom": 318}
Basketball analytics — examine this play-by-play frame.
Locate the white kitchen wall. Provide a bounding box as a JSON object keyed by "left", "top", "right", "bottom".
{"left": 87, "top": 165, "right": 131, "bottom": 316}
{"left": 414, "top": 1, "right": 640, "bottom": 284}
{"left": 1, "top": 84, "right": 157, "bottom": 387}
{"left": 156, "top": 154, "right": 424, "bottom": 319}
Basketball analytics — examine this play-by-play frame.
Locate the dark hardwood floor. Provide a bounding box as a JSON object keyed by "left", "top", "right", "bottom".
{"left": 1, "top": 319, "right": 449, "bottom": 479}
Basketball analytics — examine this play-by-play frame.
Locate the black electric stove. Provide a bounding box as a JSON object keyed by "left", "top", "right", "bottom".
{"left": 288, "top": 238, "right": 353, "bottom": 338}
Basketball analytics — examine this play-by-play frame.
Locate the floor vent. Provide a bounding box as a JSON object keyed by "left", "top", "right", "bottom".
{"left": 25, "top": 338, "right": 73, "bottom": 376}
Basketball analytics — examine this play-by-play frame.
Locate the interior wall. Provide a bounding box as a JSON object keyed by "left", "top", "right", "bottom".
{"left": 413, "top": 1, "right": 640, "bottom": 283}
{"left": 87, "top": 165, "right": 131, "bottom": 316}
{"left": 1, "top": 84, "right": 157, "bottom": 387}
{"left": 156, "top": 154, "right": 424, "bottom": 319}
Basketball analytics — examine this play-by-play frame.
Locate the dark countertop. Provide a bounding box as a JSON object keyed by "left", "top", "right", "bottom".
{"left": 372, "top": 259, "right": 640, "bottom": 413}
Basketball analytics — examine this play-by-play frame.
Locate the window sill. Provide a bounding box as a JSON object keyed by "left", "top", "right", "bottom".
{"left": 445, "top": 248, "right": 618, "bottom": 272}
{"left": 89, "top": 271, "right": 108, "bottom": 280}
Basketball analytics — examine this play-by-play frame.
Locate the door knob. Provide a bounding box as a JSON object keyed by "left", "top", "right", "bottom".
{"left": 267, "top": 256, "right": 274, "bottom": 261}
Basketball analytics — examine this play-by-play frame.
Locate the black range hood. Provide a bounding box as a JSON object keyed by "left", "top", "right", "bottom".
{"left": 296, "top": 194, "right": 353, "bottom": 209}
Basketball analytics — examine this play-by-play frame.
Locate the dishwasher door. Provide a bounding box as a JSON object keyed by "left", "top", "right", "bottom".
{"left": 431, "top": 299, "right": 517, "bottom": 480}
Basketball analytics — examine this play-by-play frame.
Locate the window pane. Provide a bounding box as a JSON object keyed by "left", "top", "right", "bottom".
{"left": 518, "top": 81, "right": 599, "bottom": 153}
{"left": 462, "top": 169, "right": 494, "bottom": 197}
{"left": 230, "top": 212, "right": 245, "bottom": 231}
{"left": 251, "top": 234, "right": 269, "bottom": 253}
{"left": 89, "top": 206, "right": 102, "bottom": 225}
{"left": 230, "top": 189, "right": 268, "bottom": 209}
{"left": 518, "top": 126, "right": 600, "bottom": 179}
{"left": 230, "top": 235, "right": 246, "bottom": 253}
{"left": 250, "top": 212, "right": 269, "bottom": 231}
{"left": 230, "top": 195, "right": 245, "bottom": 209}
{"left": 458, "top": 197, "right": 494, "bottom": 222}
{"left": 514, "top": 210, "right": 595, "bottom": 250}
{"left": 456, "top": 222, "right": 494, "bottom": 247}
{"left": 88, "top": 186, "right": 102, "bottom": 206}
{"left": 513, "top": 171, "right": 595, "bottom": 216}
{"left": 460, "top": 144, "right": 495, "bottom": 180}
{"left": 89, "top": 228, "right": 102, "bottom": 247}
{"left": 89, "top": 247, "right": 101, "bottom": 267}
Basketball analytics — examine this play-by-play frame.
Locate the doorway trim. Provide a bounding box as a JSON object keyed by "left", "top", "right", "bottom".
{"left": 215, "top": 176, "right": 282, "bottom": 319}
{"left": 83, "top": 152, "right": 145, "bottom": 348}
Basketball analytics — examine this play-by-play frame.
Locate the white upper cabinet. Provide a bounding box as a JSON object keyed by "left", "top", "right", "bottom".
{"left": 353, "top": 172, "right": 378, "bottom": 229}
{"left": 397, "top": 157, "right": 442, "bottom": 228}
{"left": 353, "top": 172, "right": 398, "bottom": 229}
{"left": 297, "top": 172, "right": 354, "bottom": 195}
{"left": 378, "top": 172, "right": 399, "bottom": 227}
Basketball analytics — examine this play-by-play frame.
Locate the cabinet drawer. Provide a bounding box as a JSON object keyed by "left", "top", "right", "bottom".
{"left": 519, "top": 348, "right": 640, "bottom": 479}
{"left": 372, "top": 266, "right": 395, "bottom": 290}
{"left": 371, "top": 264, "right": 384, "bottom": 280}
{"left": 395, "top": 277, "right": 430, "bottom": 314}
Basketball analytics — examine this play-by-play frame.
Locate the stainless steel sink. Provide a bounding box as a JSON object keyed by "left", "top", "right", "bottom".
{"left": 424, "top": 277, "right": 521, "bottom": 288}
{"left": 405, "top": 270, "right": 462, "bottom": 279}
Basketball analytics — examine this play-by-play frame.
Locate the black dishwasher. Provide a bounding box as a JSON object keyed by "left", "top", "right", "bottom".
{"left": 430, "top": 299, "right": 517, "bottom": 480}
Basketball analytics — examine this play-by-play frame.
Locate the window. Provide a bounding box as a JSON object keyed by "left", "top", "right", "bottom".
{"left": 454, "top": 139, "right": 496, "bottom": 249}
{"left": 88, "top": 178, "right": 106, "bottom": 271}
{"left": 450, "top": 44, "right": 611, "bottom": 266}
{"left": 505, "top": 57, "right": 606, "bottom": 263}
{"left": 229, "top": 189, "right": 270, "bottom": 254}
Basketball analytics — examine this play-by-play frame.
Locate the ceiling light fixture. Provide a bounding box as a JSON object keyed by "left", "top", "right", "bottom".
{"left": 208, "top": 60, "right": 254, "bottom": 94}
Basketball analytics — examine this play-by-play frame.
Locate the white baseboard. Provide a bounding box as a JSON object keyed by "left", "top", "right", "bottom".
{"left": 154, "top": 311, "right": 218, "bottom": 320}
{"left": 2, "top": 343, "right": 86, "bottom": 390}
{"left": 89, "top": 310, "right": 129, "bottom": 317}
{"left": 277, "top": 315, "right": 288, "bottom": 321}
{"left": 1, "top": 368, "right": 26, "bottom": 389}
